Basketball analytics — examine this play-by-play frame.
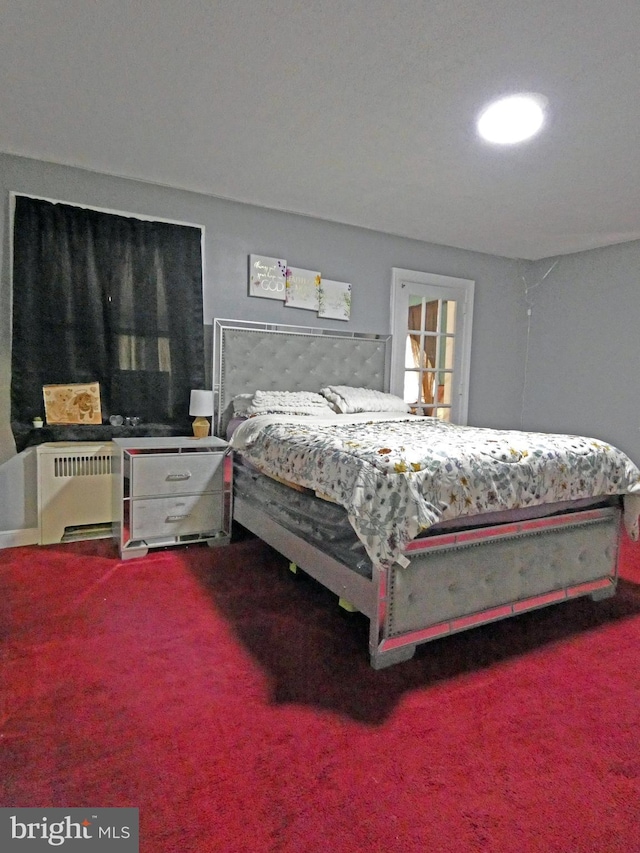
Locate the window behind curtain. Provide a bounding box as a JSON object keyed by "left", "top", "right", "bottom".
{"left": 11, "top": 196, "right": 205, "bottom": 432}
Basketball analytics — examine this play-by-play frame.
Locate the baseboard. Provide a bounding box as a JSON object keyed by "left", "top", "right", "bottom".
{"left": 0, "top": 527, "right": 39, "bottom": 549}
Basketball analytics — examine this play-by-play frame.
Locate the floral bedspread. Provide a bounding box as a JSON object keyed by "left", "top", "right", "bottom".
{"left": 231, "top": 413, "right": 640, "bottom": 568}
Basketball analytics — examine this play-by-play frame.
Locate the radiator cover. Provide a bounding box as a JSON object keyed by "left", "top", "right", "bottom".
{"left": 37, "top": 442, "right": 115, "bottom": 544}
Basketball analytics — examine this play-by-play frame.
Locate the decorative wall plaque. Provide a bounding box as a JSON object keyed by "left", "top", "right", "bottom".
{"left": 318, "top": 279, "right": 352, "bottom": 321}
{"left": 248, "top": 255, "right": 287, "bottom": 300}
{"left": 285, "top": 267, "right": 321, "bottom": 311}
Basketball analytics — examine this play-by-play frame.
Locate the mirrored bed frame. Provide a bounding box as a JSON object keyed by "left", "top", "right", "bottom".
{"left": 213, "top": 319, "right": 621, "bottom": 669}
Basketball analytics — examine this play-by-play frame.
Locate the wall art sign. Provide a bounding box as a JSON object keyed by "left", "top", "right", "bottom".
{"left": 43, "top": 382, "right": 102, "bottom": 424}
{"left": 248, "top": 255, "right": 287, "bottom": 300}
{"left": 285, "top": 266, "right": 321, "bottom": 311}
{"left": 318, "top": 279, "right": 352, "bottom": 321}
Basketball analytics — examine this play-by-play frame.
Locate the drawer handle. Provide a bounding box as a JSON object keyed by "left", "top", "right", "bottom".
{"left": 166, "top": 472, "right": 191, "bottom": 481}
{"left": 166, "top": 513, "right": 191, "bottom": 522}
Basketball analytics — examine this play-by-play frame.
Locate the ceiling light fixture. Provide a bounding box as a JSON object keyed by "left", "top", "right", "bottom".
{"left": 476, "top": 93, "right": 548, "bottom": 145}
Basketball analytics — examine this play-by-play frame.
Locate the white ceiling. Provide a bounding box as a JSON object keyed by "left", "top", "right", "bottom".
{"left": 2, "top": 0, "right": 640, "bottom": 260}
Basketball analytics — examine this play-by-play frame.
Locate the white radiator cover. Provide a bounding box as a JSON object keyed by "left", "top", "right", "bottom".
{"left": 37, "top": 442, "right": 115, "bottom": 544}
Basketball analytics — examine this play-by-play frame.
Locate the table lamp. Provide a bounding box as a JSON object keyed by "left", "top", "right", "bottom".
{"left": 189, "top": 390, "right": 214, "bottom": 438}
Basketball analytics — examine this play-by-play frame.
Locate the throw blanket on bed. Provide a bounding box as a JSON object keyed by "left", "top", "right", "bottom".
{"left": 231, "top": 413, "right": 640, "bottom": 568}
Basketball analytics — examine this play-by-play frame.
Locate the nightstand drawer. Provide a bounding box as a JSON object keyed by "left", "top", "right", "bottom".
{"left": 130, "top": 452, "right": 224, "bottom": 497}
{"left": 130, "top": 493, "right": 223, "bottom": 539}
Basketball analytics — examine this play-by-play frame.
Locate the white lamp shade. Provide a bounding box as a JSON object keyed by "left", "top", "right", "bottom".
{"left": 189, "top": 390, "right": 214, "bottom": 417}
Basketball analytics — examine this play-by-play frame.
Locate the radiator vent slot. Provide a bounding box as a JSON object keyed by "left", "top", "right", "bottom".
{"left": 53, "top": 454, "right": 113, "bottom": 478}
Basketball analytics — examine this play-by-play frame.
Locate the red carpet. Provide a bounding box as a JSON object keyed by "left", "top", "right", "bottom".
{"left": 2, "top": 531, "right": 640, "bottom": 852}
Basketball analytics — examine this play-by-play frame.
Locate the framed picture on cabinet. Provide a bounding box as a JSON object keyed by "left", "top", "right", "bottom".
{"left": 43, "top": 382, "right": 102, "bottom": 424}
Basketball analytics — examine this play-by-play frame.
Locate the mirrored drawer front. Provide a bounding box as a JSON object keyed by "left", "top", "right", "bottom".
{"left": 130, "top": 452, "right": 224, "bottom": 497}
{"left": 130, "top": 493, "right": 223, "bottom": 539}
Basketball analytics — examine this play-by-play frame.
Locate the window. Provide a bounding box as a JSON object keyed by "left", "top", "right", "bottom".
{"left": 390, "top": 269, "right": 474, "bottom": 423}
{"left": 11, "top": 195, "right": 205, "bottom": 443}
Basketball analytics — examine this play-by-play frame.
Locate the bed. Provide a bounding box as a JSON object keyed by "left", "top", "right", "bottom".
{"left": 213, "top": 319, "right": 640, "bottom": 668}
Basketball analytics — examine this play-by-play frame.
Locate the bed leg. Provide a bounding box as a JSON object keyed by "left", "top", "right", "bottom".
{"left": 338, "top": 597, "right": 358, "bottom": 613}
{"left": 590, "top": 584, "right": 616, "bottom": 602}
{"left": 370, "top": 644, "right": 416, "bottom": 669}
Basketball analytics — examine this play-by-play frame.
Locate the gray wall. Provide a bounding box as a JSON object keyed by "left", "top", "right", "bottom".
{"left": 0, "top": 152, "right": 529, "bottom": 535}
{"left": 522, "top": 242, "right": 640, "bottom": 460}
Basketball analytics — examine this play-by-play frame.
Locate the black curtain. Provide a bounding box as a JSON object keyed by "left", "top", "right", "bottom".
{"left": 11, "top": 197, "right": 205, "bottom": 437}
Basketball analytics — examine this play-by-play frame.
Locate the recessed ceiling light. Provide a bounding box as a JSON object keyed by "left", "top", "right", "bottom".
{"left": 476, "top": 93, "right": 548, "bottom": 144}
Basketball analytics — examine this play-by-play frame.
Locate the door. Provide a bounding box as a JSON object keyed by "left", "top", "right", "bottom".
{"left": 390, "top": 269, "right": 474, "bottom": 423}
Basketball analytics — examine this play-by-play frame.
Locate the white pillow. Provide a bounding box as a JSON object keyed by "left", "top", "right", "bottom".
{"left": 245, "top": 390, "right": 335, "bottom": 417}
{"left": 231, "top": 393, "right": 255, "bottom": 417}
{"left": 320, "top": 385, "right": 410, "bottom": 414}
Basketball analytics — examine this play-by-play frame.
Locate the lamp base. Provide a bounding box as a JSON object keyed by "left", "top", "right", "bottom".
{"left": 192, "top": 417, "right": 210, "bottom": 438}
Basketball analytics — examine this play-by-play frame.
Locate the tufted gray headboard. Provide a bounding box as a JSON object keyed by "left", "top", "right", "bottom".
{"left": 213, "top": 319, "right": 391, "bottom": 435}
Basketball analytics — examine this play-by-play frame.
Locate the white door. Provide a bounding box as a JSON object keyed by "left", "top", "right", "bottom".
{"left": 390, "top": 269, "right": 475, "bottom": 424}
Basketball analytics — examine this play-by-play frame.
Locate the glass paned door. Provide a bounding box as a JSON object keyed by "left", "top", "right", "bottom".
{"left": 391, "top": 269, "right": 475, "bottom": 424}
{"left": 405, "top": 297, "right": 457, "bottom": 419}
